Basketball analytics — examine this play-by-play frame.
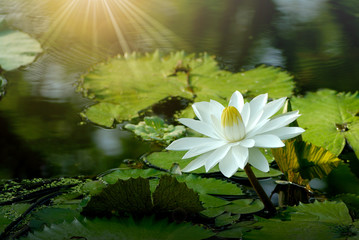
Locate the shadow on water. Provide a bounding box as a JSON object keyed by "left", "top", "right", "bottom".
{"left": 0, "top": 0, "right": 358, "bottom": 178}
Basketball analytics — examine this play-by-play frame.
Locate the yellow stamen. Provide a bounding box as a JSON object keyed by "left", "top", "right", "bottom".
{"left": 221, "top": 106, "right": 243, "bottom": 127}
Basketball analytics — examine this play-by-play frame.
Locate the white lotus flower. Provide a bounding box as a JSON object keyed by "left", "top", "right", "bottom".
{"left": 166, "top": 91, "right": 305, "bottom": 178}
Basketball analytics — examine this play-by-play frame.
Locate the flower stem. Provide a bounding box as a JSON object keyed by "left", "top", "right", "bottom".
{"left": 244, "top": 164, "right": 276, "bottom": 215}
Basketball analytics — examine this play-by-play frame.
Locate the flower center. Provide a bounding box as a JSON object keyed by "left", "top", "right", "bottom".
{"left": 221, "top": 106, "right": 246, "bottom": 142}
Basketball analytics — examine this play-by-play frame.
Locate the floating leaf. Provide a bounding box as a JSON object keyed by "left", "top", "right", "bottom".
{"left": 125, "top": 116, "right": 186, "bottom": 145}
{"left": 153, "top": 175, "right": 204, "bottom": 214}
{"left": 82, "top": 175, "right": 204, "bottom": 217}
{"left": 291, "top": 89, "right": 359, "bottom": 159}
{"left": 325, "top": 164, "right": 359, "bottom": 196}
{"left": 28, "top": 208, "right": 81, "bottom": 231}
{"left": 78, "top": 51, "right": 294, "bottom": 126}
{"left": 215, "top": 212, "right": 240, "bottom": 227}
{"left": 22, "top": 216, "right": 214, "bottom": 240}
{"left": 224, "top": 199, "right": 264, "bottom": 214}
{"left": 176, "top": 174, "right": 243, "bottom": 196}
{"left": 0, "top": 19, "right": 42, "bottom": 71}
{"left": 244, "top": 201, "right": 356, "bottom": 240}
{"left": 176, "top": 174, "right": 243, "bottom": 209}
{"left": 272, "top": 139, "right": 341, "bottom": 185}
{"left": 101, "top": 168, "right": 164, "bottom": 184}
{"left": 81, "top": 177, "right": 153, "bottom": 216}
{"left": 335, "top": 194, "right": 359, "bottom": 219}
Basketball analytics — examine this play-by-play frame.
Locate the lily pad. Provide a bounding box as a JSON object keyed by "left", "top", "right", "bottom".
{"left": 244, "top": 201, "right": 357, "bottom": 240}
{"left": 101, "top": 168, "right": 164, "bottom": 184}
{"left": 291, "top": 89, "right": 359, "bottom": 159}
{"left": 272, "top": 139, "right": 341, "bottom": 185}
{"left": 0, "top": 18, "right": 42, "bottom": 71}
{"left": 82, "top": 175, "right": 204, "bottom": 217}
{"left": 125, "top": 116, "right": 186, "bottom": 145}
{"left": 22, "top": 216, "right": 215, "bottom": 240}
{"left": 78, "top": 51, "right": 294, "bottom": 127}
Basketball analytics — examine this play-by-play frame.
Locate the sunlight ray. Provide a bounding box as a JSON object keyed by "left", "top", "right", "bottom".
{"left": 102, "top": 0, "right": 131, "bottom": 53}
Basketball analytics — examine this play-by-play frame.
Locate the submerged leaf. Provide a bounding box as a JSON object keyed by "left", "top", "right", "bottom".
{"left": 22, "top": 216, "right": 215, "bottom": 240}
{"left": 0, "top": 19, "right": 42, "bottom": 71}
{"left": 78, "top": 51, "right": 294, "bottom": 126}
{"left": 291, "top": 89, "right": 359, "bottom": 159}
{"left": 272, "top": 139, "right": 341, "bottom": 185}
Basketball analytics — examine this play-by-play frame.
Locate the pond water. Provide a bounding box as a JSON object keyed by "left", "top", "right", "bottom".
{"left": 0, "top": 0, "right": 358, "bottom": 178}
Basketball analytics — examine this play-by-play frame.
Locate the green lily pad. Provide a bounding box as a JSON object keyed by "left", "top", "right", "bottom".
{"left": 82, "top": 175, "right": 204, "bottom": 217}
{"left": 101, "top": 168, "right": 164, "bottom": 184}
{"left": 244, "top": 201, "right": 356, "bottom": 240}
{"left": 176, "top": 174, "right": 243, "bottom": 196}
{"left": 225, "top": 199, "right": 264, "bottom": 214}
{"left": 28, "top": 208, "right": 81, "bottom": 231}
{"left": 291, "top": 89, "right": 359, "bottom": 159}
{"left": 215, "top": 212, "right": 240, "bottom": 227}
{"left": 272, "top": 139, "right": 341, "bottom": 185}
{"left": 125, "top": 116, "right": 186, "bottom": 145}
{"left": 22, "top": 216, "right": 215, "bottom": 240}
{"left": 81, "top": 177, "right": 153, "bottom": 216}
{"left": 325, "top": 164, "right": 359, "bottom": 196}
{"left": 0, "top": 19, "right": 42, "bottom": 71}
{"left": 77, "top": 51, "right": 294, "bottom": 127}
{"left": 200, "top": 199, "right": 264, "bottom": 218}
{"left": 153, "top": 175, "right": 204, "bottom": 214}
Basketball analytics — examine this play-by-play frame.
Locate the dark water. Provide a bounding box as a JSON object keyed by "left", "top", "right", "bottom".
{"left": 0, "top": 0, "right": 358, "bottom": 178}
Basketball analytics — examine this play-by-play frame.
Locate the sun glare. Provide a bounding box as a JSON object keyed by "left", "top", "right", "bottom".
{"left": 37, "top": 0, "right": 183, "bottom": 53}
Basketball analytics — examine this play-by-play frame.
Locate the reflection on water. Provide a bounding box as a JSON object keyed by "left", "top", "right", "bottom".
{"left": 0, "top": 0, "right": 358, "bottom": 178}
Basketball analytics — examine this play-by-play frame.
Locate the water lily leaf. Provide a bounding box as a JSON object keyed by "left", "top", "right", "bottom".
{"left": 125, "top": 116, "right": 186, "bottom": 145}
{"left": 153, "top": 175, "right": 204, "bottom": 214}
{"left": 82, "top": 175, "right": 204, "bottom": 217}
{"left": 81, "top": 177, "right": 153, "bottom": 216}
{"left": 272, "top": 139, "right": 341, "bottom": 185}
{"left": 78, "top": 51, "right": 294, "bottom": 127}
{"left": 244, "top": 201, "right": 356, "bottom": 240}
{"left": 81, "top": 180, "right": 107, "bottom": 195}
{"left": 28, "top": 208, "right": 81, "bottom": 231}
{"left": 291, "top": 89, "right": 359, "bottom": 159}
{"left": 224, "top": 199, "right": 264, "bottom": 214}
{"left": 176, "top": 174, "right": 243, "bottom": 196}
{"left": 101, "top": 168, "right": 164, "bottom": 184}
{"left": 287, "top": 201, "right": 352, "bottom": 224}
{"left": 22, "top": 216, "right": 215, "bottom": 240}
{"left": 0, "top": 20, "right": 42, "bottom": 71}
{"left": 325, "top": 164, "right": 359, "bottom": 196}
{"left": 334, "top": 194, "right": 359, "bottom": 219}
{"left": 215, "top": 212, "right": 240, "bottom": 227}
